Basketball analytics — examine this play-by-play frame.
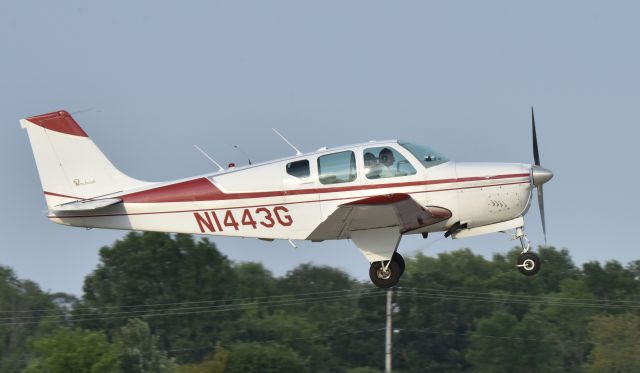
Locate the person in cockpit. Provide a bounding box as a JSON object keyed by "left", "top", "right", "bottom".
{"left": 378, "top": 148, "right": 396, "bottom": 178}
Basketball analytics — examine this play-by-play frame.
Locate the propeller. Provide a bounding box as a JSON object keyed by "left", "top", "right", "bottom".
{"left": 530, "top": 107, "right": 554, "bottom": 244}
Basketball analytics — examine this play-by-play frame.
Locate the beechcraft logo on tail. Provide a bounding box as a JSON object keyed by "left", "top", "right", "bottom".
{"left": 73, "top": 179, "right": 96, "bottom": 187}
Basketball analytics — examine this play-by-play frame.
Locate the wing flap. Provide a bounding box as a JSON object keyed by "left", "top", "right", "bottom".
{"left": 307, "top": 193, "right": 451, "bottom": 241}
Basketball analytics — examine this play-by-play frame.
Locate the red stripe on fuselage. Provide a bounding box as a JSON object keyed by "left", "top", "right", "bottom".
{"left": 117, "top": 173, "right": 530, "bottom": 204}
{"left": 26, "top": 110, "right": 88, "bottom": 137}
{"left": 49, "top": 180, "right": 530, "bottom": 219}
{"left": 120, "top": 178, "right": 226, "bottom": 203}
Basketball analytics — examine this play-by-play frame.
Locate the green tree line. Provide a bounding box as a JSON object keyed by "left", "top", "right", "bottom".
{"left": 1, "top": 232, "right": 640, "bottom": 372}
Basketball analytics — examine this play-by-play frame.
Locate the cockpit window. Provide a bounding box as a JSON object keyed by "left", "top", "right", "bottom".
{"left": 318, "top": 151, "right": 357, "bottom": 184}
{"left": 286, "top": 160, "right": 310, "bottom": 178}
{"left": 363, "top": 146, "right": 417, "bottom": 179}
{"left": 399, "top": 141, "right": 448, "bottom": 168}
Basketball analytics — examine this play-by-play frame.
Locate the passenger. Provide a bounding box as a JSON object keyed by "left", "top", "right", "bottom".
{"left": 378, "top": 148, "right": 396, "bottom": 178}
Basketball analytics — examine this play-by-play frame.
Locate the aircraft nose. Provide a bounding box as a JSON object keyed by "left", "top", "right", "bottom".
{"left": 531, "top": 165, "right": 553, "bottom": 187}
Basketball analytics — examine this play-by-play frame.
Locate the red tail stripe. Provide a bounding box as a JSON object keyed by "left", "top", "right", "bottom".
{"left": 44, "top": 191, "right": 82, "bottom": 199}
{"left": 26, "top": 110, "right": 88, "bottom": 137}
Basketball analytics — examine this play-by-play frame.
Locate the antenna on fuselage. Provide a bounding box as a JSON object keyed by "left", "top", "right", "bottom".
{"left": 193, "top": 145, "right": 224, "bottom": 172}
{"left": 272, "top": 128, "right": 302, "bottom": 155}
{"left": 232, "top": 144, "right": 252, "bottom": 165}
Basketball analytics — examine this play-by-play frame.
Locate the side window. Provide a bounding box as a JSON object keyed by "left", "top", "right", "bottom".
{"left": 363, "top": 146, "right": 417, "bottom": 179}
{"left": 318, "top": 151, "right": 357, "bottom": 185}
{"left": 286, "top": 160, "right": 310, "bottom": 178}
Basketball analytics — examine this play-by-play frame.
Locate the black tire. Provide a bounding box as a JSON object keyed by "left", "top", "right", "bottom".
{"left": 393, "top": 252, "right": 406, "bottom": 276}
{"left": 517, "top": 252, "right": 541, "bottom": 276}
{"left": 369, "top": 260, "right": 402, "bottom": 288}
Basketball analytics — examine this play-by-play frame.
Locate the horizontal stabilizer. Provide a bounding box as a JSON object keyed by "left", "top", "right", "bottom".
{"left": 51, "top": 198, "right": 122, "bottom": 212}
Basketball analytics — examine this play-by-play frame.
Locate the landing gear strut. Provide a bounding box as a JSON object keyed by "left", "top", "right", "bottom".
{"left": 514, "top": 227, "right": 541, "bottom": 276}
{"left": 369, "top": 252, "right": 405, "bottom": 288}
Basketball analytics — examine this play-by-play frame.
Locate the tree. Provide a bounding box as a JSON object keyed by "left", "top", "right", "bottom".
{"left": 530, "top": 278, "right": 599, "bottom": 372}
{"left": 585, "top": 313, "right": 640, "bottom": 372}
{"left": 233, "top": 262, "right": 276, "bottom": 299}
{"left": 275, "top": 264, "right": 366, "bottom": 371}
{"left": 391, "top": 247, "right": 578, "bottom": 372}
{"left": 78, "top": 232, "right": 238, "bottom": 363}
{"left": 225, "top": 342, "right": 308, "bottom": 373}
{"left": 223, "top": 311, "right": 337, "bottom": 372}
{"left": 582, "top": 260, "right": 640, "bottom": 302}
{"left": 23, "top": 328, "right": 120, "bottom": 373}
{"left": 394, "top": 249, "right": 500, "bottom": 372}
{"left": 117, "top": 319, "right": 175, "bottom": 373}
{"left": 277, "top": 264, "right": 360, "bottom": 326}
{"left": 465, "top": 310, "right": 562, "bottom": 373}
{"left": 0, "top": 266, "right": 69, "bottom": 373}
{"left": 175, "top": 343, "right": 228, "bottom": 373}
{"left": 345, "top": 368, "right": 383, "bottom": 373}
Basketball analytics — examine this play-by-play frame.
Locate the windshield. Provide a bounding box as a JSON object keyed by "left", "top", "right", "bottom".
{"left": 399, "top": 141, "right": 448, "bottom": 169}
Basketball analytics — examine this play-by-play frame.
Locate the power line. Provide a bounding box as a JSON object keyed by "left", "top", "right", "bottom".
{"left": 399, "top": 327, "right": 592, "bottom": 346}
{"left": 0, "top": 291, "right": 379, "bottom": 322}
{"left": 0, "top": 291, "right": 384, "bottom": 326}
{"left": 0, "top": 286, "right": 374, "bottom": 314}
{"left": 397, "top": 288, "right": 640, "bottom": 310}
{"left": 399, "top": 286, "right": 640, "bottom": 305}
{"left": 2, "top": 284, "right": 639, "bottom": 326}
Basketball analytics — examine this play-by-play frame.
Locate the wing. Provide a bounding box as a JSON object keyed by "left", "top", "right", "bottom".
{"left": 307, "top": 193, "right": 451, "bottom": 241}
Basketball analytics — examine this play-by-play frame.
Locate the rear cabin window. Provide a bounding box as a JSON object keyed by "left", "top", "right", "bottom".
{"left": 286, "top": 160, "right": 310, "bottom": 178}
{"left": 318, "top": 151, "right": 357, "bottom": 184}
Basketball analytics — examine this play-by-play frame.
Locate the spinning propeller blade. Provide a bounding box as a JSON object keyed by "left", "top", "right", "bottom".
{"left": 538, "top": 186, "right": 546, "bottom": 244}
{"left": 530, "top": 107, "right": 553, "bottom": 244}
{"left": 532, "top": 107, "right": 540, "bottom": 166}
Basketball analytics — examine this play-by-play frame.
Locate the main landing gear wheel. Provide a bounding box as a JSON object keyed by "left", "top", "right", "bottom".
{"left": 517, "top": 252, "right": 541, "bottom": 276}
{"left": 369, "top": 253, "right": 404, "bottom": 288}
{"left": 393, "top": 252, "right": 405, "bottom": 276}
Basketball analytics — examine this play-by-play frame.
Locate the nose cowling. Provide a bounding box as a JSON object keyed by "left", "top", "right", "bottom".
{"left": 531, "top": 165, "right": 553, "bottom": 187}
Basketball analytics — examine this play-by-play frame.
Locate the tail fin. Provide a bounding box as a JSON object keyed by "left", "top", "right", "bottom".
{"left": 21, "top": 110, "right": 150, "bottom": 209}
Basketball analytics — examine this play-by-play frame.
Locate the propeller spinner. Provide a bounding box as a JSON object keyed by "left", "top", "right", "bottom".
{"left": 530, "top": 107, "right": 554, "bottom": 243}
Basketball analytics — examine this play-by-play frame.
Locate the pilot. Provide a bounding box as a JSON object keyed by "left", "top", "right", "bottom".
{"left": 378, "top": 148, "right": 396, "bottom": 178}
{"left": 364, "top": 152, "right": 380, "bottom": 178}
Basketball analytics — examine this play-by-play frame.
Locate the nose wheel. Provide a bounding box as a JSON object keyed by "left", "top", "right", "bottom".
{"left": 517, "top": 252, "right": 541, "bottom": 276}
{"left": 369, "top": 252, "right": 405, "bottom": 288}
{"left": 514, "top": 227, "right": 541, "bottom": 276}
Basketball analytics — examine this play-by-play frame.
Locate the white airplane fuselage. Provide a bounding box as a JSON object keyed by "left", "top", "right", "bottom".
{"left": 48, "top": 150, "right": 532, "bottom": 242}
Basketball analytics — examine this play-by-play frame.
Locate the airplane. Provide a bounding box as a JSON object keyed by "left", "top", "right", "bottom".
{"left": 21, "top": 109, "right": 553, "bottom": 288}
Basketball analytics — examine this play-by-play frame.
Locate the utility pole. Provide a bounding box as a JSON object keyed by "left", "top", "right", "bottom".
{"left": 385, "top": 288, "right": 392, "bottom": 373}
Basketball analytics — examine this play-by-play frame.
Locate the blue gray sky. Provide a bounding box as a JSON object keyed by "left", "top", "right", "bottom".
{"left": 2, "top": 1, "right": 638, "bottom": 295}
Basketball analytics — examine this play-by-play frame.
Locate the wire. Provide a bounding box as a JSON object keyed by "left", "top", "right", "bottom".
{"left": 0, "top": 286, "right": 374, "bottom": 314}
{"left": 397, "top": 287, "right": 640, "bottom": 309}
{"left": 398, "top": 327, "right": 591, "bottom": 346}
{"left": 398, "top": 286, "right": 640, "bottom": 305}
{"left": 0, "top": 290, "right": 380, "bottom": 322}
{"left": 0, "top": 291, "right": 385, "bottom": 326}
{"left": 3, "top": 284, "right": 639, "bottom": 326}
